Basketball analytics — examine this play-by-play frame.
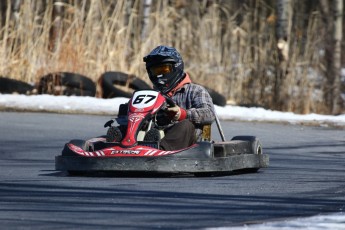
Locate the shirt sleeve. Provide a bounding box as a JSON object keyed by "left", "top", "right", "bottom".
{"left": 186, "top": 85, "right": 216, "bottom": 125}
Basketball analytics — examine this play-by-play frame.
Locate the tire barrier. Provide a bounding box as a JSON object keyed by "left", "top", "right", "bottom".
{"left": 99, "top": 71, "right": 152, "bottom": 98}
{"left": 0, "top": 77, "right": 34, "bottom": 94}
{"left": 99, "top": 71, "right": 227, "bottom": 106}
{"left": 37, "top": 72, "right": 96, "bottom": 97}
{"left": 1, "top": 72, "right": 226, "bottom": 107}
{"left": 204, "top": 86, "right": 227, "bottom": 107}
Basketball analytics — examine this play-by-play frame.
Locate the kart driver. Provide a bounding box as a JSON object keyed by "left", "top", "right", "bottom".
{"left": 143, "top": 45, "right": 216, "bottom": 150}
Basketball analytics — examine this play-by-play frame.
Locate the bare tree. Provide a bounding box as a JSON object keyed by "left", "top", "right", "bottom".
{"left": 0, "top": 0, "right": 9, "bottom": 27}
{"left": 276, "top": 0, "right": 290, "bottom": 62}
{"left": 141, "top": 0, "right": 152, "bottom": 40}
{"left": 49, "top": 0, "right": 64, "bottom": 52}
{"left": 274, "top": 0, "right": 292, "bottom": 110}
{"left": 321, "top": 0, "right": 344, "bottom": 114}
{"left": 11, "top": 0, "right": 21, "bottom": 22}
{"left": 331, "top": 0, "right": 343, "bottom": 114}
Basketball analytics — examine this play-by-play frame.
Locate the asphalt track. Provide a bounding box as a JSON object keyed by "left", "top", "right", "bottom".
{"left": 0, "top": 112, "right": 344, "bottom": 229}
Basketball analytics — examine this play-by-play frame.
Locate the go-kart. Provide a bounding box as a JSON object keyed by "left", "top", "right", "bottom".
{"left": 55, "top": 89, "right": 269, "bottom": 176}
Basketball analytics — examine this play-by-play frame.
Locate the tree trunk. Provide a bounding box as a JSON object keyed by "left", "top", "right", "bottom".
{"left": 275, "top": 0, "right": 292, "bottom": 111}
{"left": 331, "top": 0, "right": 343, "bottom": 114}
{"left": 11, "top": 0, "right": 21, "bottom": 22}
{"left": 141, "top": 0, "right": 152, "bottom": 40}
{"left": 322, "top": 0, "right": 344, "bottom": 114}
{"left": 49, "top": 0, "right": 64, "bottom": 52}
{"left": 276, "top": 0, "right": 290, "bottom": 62}
{"left": 0, "top": 0, "right": 9, "bottom": 26}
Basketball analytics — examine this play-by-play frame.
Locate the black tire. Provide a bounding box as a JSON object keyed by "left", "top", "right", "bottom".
{"left": 143, "top": 128, "right": 161, "bottom": 142}
{"left": 100, "top": 71, "right": 152, "bottom": 98}
{"left": 204, "top": 86, "right": 227, "bottom": 107}
{"left": 231, "top": 136, "right": 263, "bottom": 155}
{"left": 0, "top": 77, "right": 34, "bottom": 94}
{"left": 63, "top": 87, "right": 95, "bottom": 97}
{"left": 131, "top": 77, "right": 152, "bottom": 90}
{"left": 37, "top": 72, "right": 96, "bottom": 96}
{"left": 106, "top": 126, "right": 123, "bottom": 142}
{"left": 61, "top": 72, "right": 96, "bottom": 94}
{"left": 231, "top": 136, "right": 263, "bottom": 173}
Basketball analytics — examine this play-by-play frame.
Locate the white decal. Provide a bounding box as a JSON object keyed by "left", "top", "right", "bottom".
{"left": 128, "top": 113, "right": 145, "bottom": 134}
{"left": 111, "top": 150, "right": 141, "bottom": 155}
{"left": 131, "top": 90, "right": 159, "bottom": 109}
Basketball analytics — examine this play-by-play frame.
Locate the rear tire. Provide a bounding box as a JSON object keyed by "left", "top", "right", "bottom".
{"left": 231, "top": 136, "right": 263, "bottom": 155}
{"left": 204, "top": 86, "right": 227, "bottom": 107}
{"left": 231, "top": 136, "right": 262, "bottom": 173}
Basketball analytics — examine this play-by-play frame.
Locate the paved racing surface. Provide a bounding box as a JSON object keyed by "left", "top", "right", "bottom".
{"left": 0, "top": 112, "right": 344, "bottom": 229}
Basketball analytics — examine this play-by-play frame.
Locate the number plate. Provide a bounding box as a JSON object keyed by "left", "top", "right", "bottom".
{"left": 131, "top": 90, "right": 159, "bottom": 109}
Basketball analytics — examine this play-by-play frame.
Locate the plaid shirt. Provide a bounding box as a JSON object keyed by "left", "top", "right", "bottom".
{"left": 171, "top": 83, "right": 216, "bottom": 138}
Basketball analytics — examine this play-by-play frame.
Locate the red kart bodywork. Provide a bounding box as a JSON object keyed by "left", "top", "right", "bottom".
{"left": 67, "top": 138, "right": 198, "bottom": 158}
{"left": 55, "top": 90, "right": 269, "bottom": 175}
{"left": 121, "top": 90, "right": 165, "bottom": 147}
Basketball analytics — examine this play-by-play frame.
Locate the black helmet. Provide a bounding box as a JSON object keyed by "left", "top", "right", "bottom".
{"left": 143, "top": 45, "right": 185, "bottom": 94}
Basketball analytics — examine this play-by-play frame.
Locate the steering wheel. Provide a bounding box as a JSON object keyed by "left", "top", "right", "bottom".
{"left": 151, "top": 94, "right": 176, "bottom": 127}
{"left": 163, "top": 95, "right": 176, "bottom": 108}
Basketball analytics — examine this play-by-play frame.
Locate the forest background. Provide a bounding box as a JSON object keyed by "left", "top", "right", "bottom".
{"left": 0, "top": 0, "right": 344, "bottom": 115}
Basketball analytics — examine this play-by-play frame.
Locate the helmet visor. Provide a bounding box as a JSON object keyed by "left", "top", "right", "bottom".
{"left": 149, "top": 63, "right": 173, "bottom": 76}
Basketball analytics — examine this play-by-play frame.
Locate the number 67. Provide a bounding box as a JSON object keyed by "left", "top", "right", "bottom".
{"left": 133, "top": 94, "right": 156, "bottom": 104}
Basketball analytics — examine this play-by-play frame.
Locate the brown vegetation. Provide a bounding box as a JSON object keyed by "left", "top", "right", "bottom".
{"left": 0, "top": 0, "right": 344, "bottom": 114}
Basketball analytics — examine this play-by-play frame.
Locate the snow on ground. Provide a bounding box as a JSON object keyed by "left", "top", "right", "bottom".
{"left": 0, "top": 94, "right": 345, "bottom": 128}
{"left": 0, "top": 93, "right": 344, "bottom": 229}
{"left": 208, "top": 212, "right": 345, "bottom": 230}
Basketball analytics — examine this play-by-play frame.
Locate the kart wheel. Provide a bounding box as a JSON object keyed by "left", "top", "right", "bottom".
{"left": 144, "top": 128, "right": 161, "bottom": 142}
{"left": 231, "top": 136, "right": 263, "bottom": 173}
{"left": 231, "top": 136, "right": 263, "bottom": 155}
{"left": 106, "top": 126, "right": 123, "bottom": 142}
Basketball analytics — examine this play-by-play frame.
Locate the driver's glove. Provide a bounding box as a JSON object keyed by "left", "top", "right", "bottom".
{"left": 166, "top": 105, "right": 187, "bottom": 121}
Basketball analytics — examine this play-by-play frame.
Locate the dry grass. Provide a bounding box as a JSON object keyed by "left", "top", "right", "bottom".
{"left": 0, "top": 0, "right": 333, "bottom": 114}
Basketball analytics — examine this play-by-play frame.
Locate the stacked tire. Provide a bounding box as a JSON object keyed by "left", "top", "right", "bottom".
{"left": 1, "top": 71, "right": 228, "bottom": 107}
{"left": 99, "top": 71, "right": 152, "bottom": 98}
{"left": 0, "top": 77, "right": 34, "bottom": 94}
{"left": 37, "top": 72, "right": 96, "bottom": 97}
